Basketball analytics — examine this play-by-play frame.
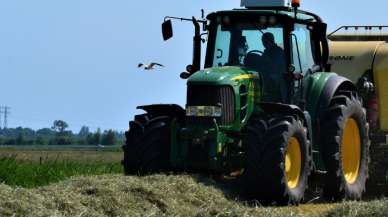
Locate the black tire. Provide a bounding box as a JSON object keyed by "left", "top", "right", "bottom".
{"left": 122, "top": 114, "right": 172, "bottom": 175}
{"left": 242, "top": 115, "right": 312, "bottom": 205}
{"left": 320, "top": 91, "right": 370, "bottom": 201}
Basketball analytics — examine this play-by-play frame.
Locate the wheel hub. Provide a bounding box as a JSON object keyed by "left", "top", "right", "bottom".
{"left": 341, "top": 118, "right": 361, "bottom": 184}
{"left": 285, "top": 136, "right": 302, "bottom": 189}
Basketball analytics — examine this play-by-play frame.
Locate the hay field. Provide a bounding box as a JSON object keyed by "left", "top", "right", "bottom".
{"left": 0, "top": 148, "right": 387, "bottom": 217}
{"left": 0, "top": 148, "right": 122, "bottom": 163}
{"left": 0, "top": 149, "right": 123, "bottom": 188}
{"left": 1, "top": 174, "right": 388, "bottom": 217}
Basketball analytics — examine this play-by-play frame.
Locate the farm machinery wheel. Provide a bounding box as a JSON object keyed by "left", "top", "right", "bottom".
{"left": 242, "top": 115, "right": 312, "bottom": 205}
{"left": 122, "top": 114, "right": 172, "bottom": 175}
{"left": 320, "top": 91, "right": 370, "bottom": 201}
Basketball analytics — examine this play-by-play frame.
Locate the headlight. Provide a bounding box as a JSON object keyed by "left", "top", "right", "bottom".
{"left": 186, "top": 106, "right": 222, "bottom": 117}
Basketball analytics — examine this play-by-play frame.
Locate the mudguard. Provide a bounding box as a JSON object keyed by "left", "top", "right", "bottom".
{"left": 305, "top": 72, "right": 356, "bottom": 121}
{"left": 260, "top": 102, "right": 305, "bottom": 121}
{"left": 137, "top": 104, "right": 185, "bottom": 120}
{"left": 260, "top": 102, "right": 313, "bottom": 143}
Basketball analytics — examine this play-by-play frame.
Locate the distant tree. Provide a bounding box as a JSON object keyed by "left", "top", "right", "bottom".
{"left": 36, "top": 128, "right": 56, "bottom": 137}
{"left": 51, "top": 120, "right": 69, "bottom": 135}
{"left": 93, "top": 128, "right": 101, "bottom": 145}
{"left": 35, "top": 136, "right": 47, "bottom": 145}
{"left": 78, "top": 126, "right": 90, "bottom": 137}
{"left": 76, "top": 138, "right": 87, "bottom": 145}
{"left": 16, "top": 133, "right": 25, "bottom": 145}
{"left": 25, "top": 139, "right": 34, "bottom": 145}
{"left": 61, "top": 130, "right": 73, "bottom": 137}
{"left": 101, "top": 129, "right": 117, "bottom": 146}
{"left": 4, "top": 138, "right": 16, "bottom": 145}
{"left": 86, "top": 133, "right": 94, "bottom": 145}
{"left": 49, "top": 136, "right": 73, "bottom": 145}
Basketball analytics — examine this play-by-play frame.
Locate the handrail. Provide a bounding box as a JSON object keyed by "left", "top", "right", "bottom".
{"left": 328, "top": 25, "right": 388, "bottom": 37}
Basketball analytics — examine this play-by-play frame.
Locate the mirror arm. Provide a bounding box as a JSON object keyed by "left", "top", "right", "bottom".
{"left": 192, "top": 17, "right": 201, "bottom": 73}
{"left": 164, "top": 16, "right": 206, "bottom": 24}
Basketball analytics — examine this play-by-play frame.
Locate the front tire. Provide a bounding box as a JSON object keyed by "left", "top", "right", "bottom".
{"left": 242, "top": 115, "right": 312, "bottom": 205}
{"left": 122, "top": 114, "right": 171, "bottom": 175}
{"left": 320, "top": 91, "right": 370, "bottom": 201}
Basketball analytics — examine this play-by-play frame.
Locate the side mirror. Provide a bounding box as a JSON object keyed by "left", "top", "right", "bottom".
{"left": 162, "top": 20, "right": 173, "bottom": 41}
{"left": 180, "top": 72, "right": 190, "bottom": 79}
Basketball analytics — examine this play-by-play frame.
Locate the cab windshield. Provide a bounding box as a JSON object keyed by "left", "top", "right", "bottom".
{"left": 211, "top": 20, "right": 286, "bottom": 70}
{"left": 209, "top": 18, "right": 288, "bottom": 102}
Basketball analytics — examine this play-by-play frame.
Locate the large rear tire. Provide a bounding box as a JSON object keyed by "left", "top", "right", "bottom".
{"left": 242, "top": 115, "right": 312, "bottom": 205}
{"left": 320, "top": 91, "right": 370, "bottom": 201}
{"left": 122, "top": 114, "right": 171, "bottom": 175}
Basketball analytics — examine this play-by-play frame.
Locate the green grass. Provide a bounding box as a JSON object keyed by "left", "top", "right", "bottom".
{"left": 0, "top": 156, "right": 122, "bottom": 188}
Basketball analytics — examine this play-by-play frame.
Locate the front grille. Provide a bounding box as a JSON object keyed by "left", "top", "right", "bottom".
{"left": 187, "top": 85, "right": 235, "bottom": 125}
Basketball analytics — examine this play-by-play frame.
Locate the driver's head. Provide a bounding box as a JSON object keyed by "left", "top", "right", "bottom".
{"left": 262, "top": 32, "right": 276, "bottom": 49}
{"left": 238, "top": 36, "right": 248, "bottom": 56}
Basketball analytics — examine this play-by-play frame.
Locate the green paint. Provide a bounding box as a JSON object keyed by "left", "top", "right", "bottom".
{"left": 304, "top": 72, "right": 337, "bottom": 171}
{"left": 188, "top": 66, "right": 262, "bottom": 132}
{"left": 305, "top": 72, "right": 336, "bottom": 120}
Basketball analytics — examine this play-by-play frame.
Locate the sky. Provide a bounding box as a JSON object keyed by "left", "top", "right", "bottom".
{"left": 0, "top": 0, "right": 386, "bottom": 132}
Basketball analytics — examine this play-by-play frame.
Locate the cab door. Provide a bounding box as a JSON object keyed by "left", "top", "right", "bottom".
{"left": 290, "top": 23, "right": 317, "bottom": 105}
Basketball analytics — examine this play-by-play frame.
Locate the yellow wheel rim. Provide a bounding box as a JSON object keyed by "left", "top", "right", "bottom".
{"left": 341, "top": 118, "right": 361, "bottom": 184}
{"left": 285, "top": 137, "right": 302, "bottom": 189}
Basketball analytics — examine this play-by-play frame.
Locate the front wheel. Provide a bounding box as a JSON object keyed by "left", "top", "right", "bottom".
{"left": 122, "top": 114, "right": 171, "bottom": 175}
{"left": 242, "top": 115, "right": 312, "bottom": 205}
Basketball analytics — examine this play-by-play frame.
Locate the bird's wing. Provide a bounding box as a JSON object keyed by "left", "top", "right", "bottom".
{"left": 151, "top": 63, "right": 164, "bottom": 67}
{"left": 138, "top": 63, "right": 144, "bottom": 68}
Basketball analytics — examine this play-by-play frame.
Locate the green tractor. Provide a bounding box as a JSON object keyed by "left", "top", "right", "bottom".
{"left": 123, "top": 0, "right": 370, "bottom": 205}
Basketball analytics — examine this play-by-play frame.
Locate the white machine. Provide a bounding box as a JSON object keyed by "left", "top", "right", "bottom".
{"left": 241, "top": 0, "right": 291, "bottom": 8}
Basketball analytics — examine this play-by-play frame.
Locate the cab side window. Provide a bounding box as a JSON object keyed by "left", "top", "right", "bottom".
{"left": 291, "top": 24, "right": 315, "bottom": 73}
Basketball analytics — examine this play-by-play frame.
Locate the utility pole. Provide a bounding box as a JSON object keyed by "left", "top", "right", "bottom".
{"left": 3, "top": 106, "right": 10, "bottom": 129}
{"left": 0, "top": 106, "right": 3, "bottom": 129}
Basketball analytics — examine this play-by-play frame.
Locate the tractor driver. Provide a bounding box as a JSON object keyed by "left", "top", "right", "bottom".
{"left": 260, "top": 32, "right": 287, "bottom": 102}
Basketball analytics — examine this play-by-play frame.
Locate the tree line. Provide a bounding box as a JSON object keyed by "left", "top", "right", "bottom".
{"left": 0, "top": 120, "right": 124, "bottom": 146}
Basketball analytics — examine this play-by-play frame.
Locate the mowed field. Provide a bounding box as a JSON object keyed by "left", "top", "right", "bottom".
{"left": 0, "top": 147, "right": 387, "bottom": 217}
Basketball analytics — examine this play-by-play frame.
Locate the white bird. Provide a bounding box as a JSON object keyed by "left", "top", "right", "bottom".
{"left": 138, "top": 62, "right": 164, "bottom": 70}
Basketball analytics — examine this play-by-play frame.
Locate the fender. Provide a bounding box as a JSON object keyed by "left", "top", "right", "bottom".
{"left": 305, "top": 72, "right": 356, "bottom": 121}
{"left": 260, "top": 102, "right": 305, "bottom": 120}
{"left": 315, "top": 75, "right": 356, "bottom": 120}
{"left": 260, "top": 102, "right": 313, "bottom": 144}
{"left": 137, "top": 104, "right": 185, "bottom": 120}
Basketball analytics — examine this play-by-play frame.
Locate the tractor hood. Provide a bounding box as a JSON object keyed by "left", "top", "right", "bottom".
{"left": 187, "top": 66, "right": 259, "bottom": 86}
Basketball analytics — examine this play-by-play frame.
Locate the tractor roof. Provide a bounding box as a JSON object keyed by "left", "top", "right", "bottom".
{"left": 207, "top": 8, "right": 322, "bottom": 23}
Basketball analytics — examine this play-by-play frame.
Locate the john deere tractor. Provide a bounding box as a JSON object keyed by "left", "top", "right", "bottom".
{"left": 123, "top": 0, "right": 370, "bottom": 205}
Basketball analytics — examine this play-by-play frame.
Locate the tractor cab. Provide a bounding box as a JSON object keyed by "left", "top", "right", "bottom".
{"left": 163, "top": 1, "right": 329, "bottom": 106}
{"left": 204, "top": 9, "right": 327, "bottom": 104}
